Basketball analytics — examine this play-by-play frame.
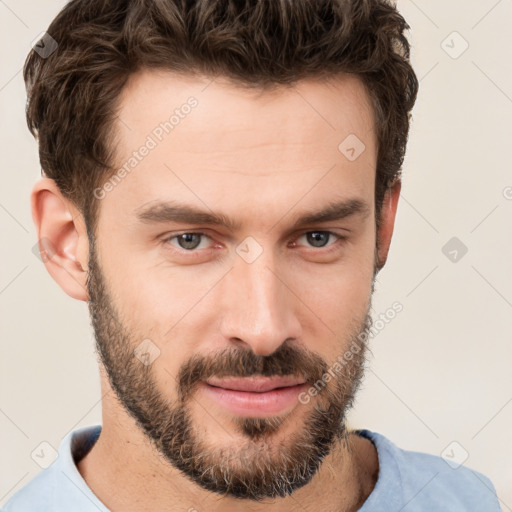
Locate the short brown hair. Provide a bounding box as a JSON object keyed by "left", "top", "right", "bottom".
{"left": 24, "top": 0, "right": 418, "bottom": 238}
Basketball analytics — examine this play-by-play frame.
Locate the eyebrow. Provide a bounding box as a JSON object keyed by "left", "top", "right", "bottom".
{"left": 135, "top": 198, "right": 371, "bottom": 232}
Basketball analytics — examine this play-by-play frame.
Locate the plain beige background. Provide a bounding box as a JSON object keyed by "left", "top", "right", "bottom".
{"left": 1, "top": 0, "right": 511, "bottom": 508}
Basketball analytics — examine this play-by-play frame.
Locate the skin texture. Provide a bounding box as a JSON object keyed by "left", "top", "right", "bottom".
{"left": 31, "top": 70, "right": 400, "bottom": 512}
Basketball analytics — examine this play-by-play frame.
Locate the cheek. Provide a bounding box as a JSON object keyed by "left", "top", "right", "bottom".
{"left": 98, "top": 231, "right": 200, "bottom": 328}
{"left": 100, "top": 253, "right": 224, "bottom": 382}
{"left": 298, "top": 238, "right": 375, "bottom": 314}
{"left": 302, "top": 271, "right": 372, "bottom": 346}
{"left": 292, "top": 241, "right": 375, "bottom": 357}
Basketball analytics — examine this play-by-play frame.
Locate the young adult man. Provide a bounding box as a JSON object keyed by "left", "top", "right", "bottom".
{"left": 3, "top": 0, "right": 501, "bottom": 510}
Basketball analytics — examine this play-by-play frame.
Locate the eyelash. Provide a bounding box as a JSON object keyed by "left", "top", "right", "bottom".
{"left": 162, "top": 231, "right": 347, "bottom": 255}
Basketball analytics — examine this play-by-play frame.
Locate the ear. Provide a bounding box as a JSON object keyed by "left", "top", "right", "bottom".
{"left": 31, "top": 178, "right": 90, "bottom": 301}
{"left": 375, "top": 179, "right": 401, "bottom": 271}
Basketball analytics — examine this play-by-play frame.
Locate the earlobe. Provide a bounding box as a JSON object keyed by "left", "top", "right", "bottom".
{"left": 31, "top": 178, "right": 90, "bottom": 301}
{"left": 376, "top": 180, "right": 401, "bottom": 271}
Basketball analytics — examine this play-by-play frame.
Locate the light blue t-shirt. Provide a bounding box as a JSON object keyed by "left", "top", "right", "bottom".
{"left": 1, "top": 424, "right": 501, "bottom": 511}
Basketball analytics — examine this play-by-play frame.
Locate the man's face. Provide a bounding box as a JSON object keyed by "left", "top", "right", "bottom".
{"left": 86, "top": 70, "right": 378, "bottom": 499}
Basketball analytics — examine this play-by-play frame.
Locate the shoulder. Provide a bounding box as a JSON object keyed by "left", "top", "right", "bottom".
{"left": 355, "top": 429, "right": 501, "bottom": 511}
{"left": 1, "top": 425, "right": 104, "bottom": 512}
{"left": 1, "top": 465, "right": 57, "bottom": 512}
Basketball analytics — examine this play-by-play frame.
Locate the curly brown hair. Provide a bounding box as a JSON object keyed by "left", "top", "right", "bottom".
{"left": 24, "top": 0, "right": 418, "bottom": 238}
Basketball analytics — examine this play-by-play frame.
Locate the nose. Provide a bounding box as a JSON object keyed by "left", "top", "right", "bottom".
{"left": 218, "top": 249, "right": 302, "bottom": 356}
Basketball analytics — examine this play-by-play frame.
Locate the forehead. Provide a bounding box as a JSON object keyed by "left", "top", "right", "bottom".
{"left": 100, "top": 69, "right": 377, "bottom": 230}
{"left": 114, "top": 69, "right": 376, "bottom": 154}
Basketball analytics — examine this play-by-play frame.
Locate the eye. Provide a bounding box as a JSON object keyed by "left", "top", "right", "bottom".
{"left": 295, "top": 231, "right": 345, "bottom": 250}
{"left": 164, "top": 232, "right": 213, "bottom": 251}
{"left": 162, "top": 230, "right": 346, "bottom": 256}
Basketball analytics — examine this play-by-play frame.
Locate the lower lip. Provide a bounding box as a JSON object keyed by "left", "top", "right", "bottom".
{"left": 199, "top": 382, "right": 309, "bottom": 417}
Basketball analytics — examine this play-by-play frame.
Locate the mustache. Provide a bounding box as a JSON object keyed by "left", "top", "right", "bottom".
{"left": 177, "top": 343, "right": 329, "bottom": 401}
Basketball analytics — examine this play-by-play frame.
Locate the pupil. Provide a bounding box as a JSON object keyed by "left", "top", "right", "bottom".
{"left": 179, "top": 233, "right": 201, "bottom": 250}
{"left": 307, "top": 232, "right": 328, "bottom": 247}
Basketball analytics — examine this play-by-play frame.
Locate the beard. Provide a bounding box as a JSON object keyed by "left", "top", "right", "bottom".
{"left": 86, "top": 235, "right": 375, "bottom": 501}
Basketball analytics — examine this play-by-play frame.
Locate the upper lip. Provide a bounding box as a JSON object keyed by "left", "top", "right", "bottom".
{"left": 205, "top": 376, "right": 307, "bottom": 393}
